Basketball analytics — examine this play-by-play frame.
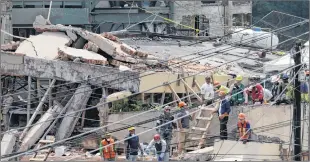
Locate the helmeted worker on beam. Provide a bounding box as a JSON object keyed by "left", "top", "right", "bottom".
{"left": 100, "top": 133, "right": 116, "bottom": 161}
{"left": 145, "top": 134, "right": 168, "bottom": 161}
{"left": 214, "top": 81, "right": 230, "bottom": 95}
{"left": 176, "top": 101, "right": 191, "bottom": 156}
{"left": 276, "top": 73, "right": 292, "bottom": 105}
{"left": 125, "top": 126, "right": 143, "bottom": 161}
{"left": 156, "top": 106, "right": 176, "bottom": 157}
{"left": 237, "top": 113, "right": 251, "bottom": 144}
{"left": 230, "top": 75, "right": 245, "bottom": 106}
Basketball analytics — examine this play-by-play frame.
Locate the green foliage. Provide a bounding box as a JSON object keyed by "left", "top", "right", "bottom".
{"left": 110, "top": 97, "right": 154, "bottom": 113}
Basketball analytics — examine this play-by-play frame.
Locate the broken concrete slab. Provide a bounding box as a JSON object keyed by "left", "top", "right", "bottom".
{"left": 183, "top": 147, "right": 214, "bottom": 161}
{"left": 56, "top": 84, "right": 92, "bottom": 140}
{"left": 15, "top": 32, "right": 71, "bottom": 60}
{"left": 1, "top": 41, "right": 20, "bottom": 51}
{"left": 18, "top": 102, "right": 62, "bottom": 152}
{"left": 1, "top": 52, "right": 140, "bottom": 92}
{"left": 58, "top": 46, "right": 108, "bottom": 65}
{"left": 1, "top": 129, "right": 18, "bottom": 156}
{"left": 33, "top": 15, "right": 150, "bottom": 64}
{"left": 66, "top": 30, "right": 78, "bottom": 42}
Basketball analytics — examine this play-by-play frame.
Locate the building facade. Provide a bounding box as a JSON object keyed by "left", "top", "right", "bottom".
{"left": 7, "top": 0, "right": 251, "bottom": 41}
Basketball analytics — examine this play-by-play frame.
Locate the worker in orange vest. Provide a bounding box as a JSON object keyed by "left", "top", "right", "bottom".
{"left": 100, "top": 133, "right": 116, "bottom": 161}
{"left": 237, "top": 113, "right": 251, "bottom": 144}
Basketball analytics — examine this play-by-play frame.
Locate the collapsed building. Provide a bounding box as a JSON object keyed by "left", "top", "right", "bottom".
{"left": 0, "top": 12, "right": 289, "bottom": 160}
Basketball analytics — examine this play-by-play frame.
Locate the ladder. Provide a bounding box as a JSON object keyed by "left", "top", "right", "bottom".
{"left": 185, "top": 105, "right": 215, "bottom": 151}
{"left": 29, "top": 136, "right": 55, "bottom": 161}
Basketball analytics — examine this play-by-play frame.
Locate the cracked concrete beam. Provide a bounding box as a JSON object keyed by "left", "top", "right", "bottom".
{"left": 1, "top": 41, "right": 20, "bottom": 51}
{"left": 1, "top": 53, "right": 140, "bottom": 92}
{"left": 18, "top": 102, "right": 62, "bottom": 152}
{"left": 1, "top": 129, "right": 18, "bottom": 156}
{"left": 56, "top": 84, "right": 92, "bottom": 140}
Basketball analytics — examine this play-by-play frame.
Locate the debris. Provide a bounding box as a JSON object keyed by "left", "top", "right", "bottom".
{"left": 1, "top": 129, "right": 18, "bottom": 156}
{"left": 55, "top": 146, "right": 67, "bottom": 157}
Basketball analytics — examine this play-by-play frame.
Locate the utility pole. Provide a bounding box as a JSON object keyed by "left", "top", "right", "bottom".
{"left": 308, "top": 0, "right": 310, "bottom": 160}
{"left": 293, "top": 42, "right": 302, "bottom": 161}
{"left": 0, "top": 0, "right": 3, "bottom": 161}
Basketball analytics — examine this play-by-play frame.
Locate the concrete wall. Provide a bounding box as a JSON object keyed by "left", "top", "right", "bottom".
{"left": 1, "top": 53, "right": 140, "bottom": 92}
{"left": 173, "top": 1, "right": 252, "bottom": 36}
{"left": 107, "top": 110, "right": 161, "bottom": 143}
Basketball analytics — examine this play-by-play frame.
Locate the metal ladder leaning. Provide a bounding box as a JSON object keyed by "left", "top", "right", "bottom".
{"left": 185, "top": 105, "right": 214, "bottom": 151}
{"left": 29, "top": 136, "right": 55, "bottom": 161}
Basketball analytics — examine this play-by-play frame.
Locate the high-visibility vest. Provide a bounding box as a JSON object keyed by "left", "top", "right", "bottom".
{"left": 101, "top": 138, "right": 116, "bottom": 159}
{"left": 237, "top": 121, "right": 249, "bottom": 129}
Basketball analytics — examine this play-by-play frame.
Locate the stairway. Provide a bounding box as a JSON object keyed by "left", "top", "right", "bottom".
{"left": 185, "top": 105, "right": 214, "bottom": 151}
{"left": 29, "top": 136, "right": 55, "bottom": 161}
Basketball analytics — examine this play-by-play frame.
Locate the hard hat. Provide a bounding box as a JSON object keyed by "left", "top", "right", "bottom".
{"left": 164, "top": 106, "right": 171, "bottom": 111}
{"left": 178, "top": 101, "right": 187, "bottom": 108}
{"left": 282, "top": 74, "right": 289, "bottom": 80}
{"left": 235, "top": 75, "right": 243, "bottom": 81}
{"left": 105, "top": 133, "right": 111, "bottom": 137}
{"left": 214, "top": 81, "right": 220, "bottom": 86}
{"left": 154, "top": 134, "right": 160, "bottom": 141}
{"left": 271, "top": 76, "right": 279, "bottom": 83}
{"left": 218, "top": 91, "right": 226, "bottom": 96}
{"left": 128, "top": 126, "right": 135, "bottom": 131}
{"left": 238, "top": 113, "right": 246, "bottom": 119}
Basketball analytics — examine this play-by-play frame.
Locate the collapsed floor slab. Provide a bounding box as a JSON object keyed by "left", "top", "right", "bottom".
{"left": 56, "top": 84, "right": 92, "bottom": 140}
{"left": 18, "top": 102, "right": 62, "bottom": 152}
{"left": 1, "top": 53, "right": 140, "bottom": 92}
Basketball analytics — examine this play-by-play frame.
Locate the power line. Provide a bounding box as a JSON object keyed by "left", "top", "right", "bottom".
{"left": 2, "top": 62, "right": 301, "bottom": 160}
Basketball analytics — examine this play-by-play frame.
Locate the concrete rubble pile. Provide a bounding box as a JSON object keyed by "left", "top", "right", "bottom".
{"left": 0, "top": 15, "right": 226, "bottom": 74}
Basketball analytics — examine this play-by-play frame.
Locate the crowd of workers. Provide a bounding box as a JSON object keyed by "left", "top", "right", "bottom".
{"left": 98, "top": 71, "right": 310, "bottom": 161}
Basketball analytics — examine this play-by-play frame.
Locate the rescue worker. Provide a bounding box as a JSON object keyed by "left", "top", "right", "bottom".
{"left": 212, "top": 91, "right": 231, "bottom": 140}
{"left": 100, "top": 133, "right": 116, "bottom": 161}
{"left": 301, "top": 70, "right": 309, "bottom": 103}
{"left": 270, "top": 75, "right": 280, "bottom": 101}
{"left": 156, "top": 106, "right": 176, "bottom": 157}
{"left": 263, "top": 88, "right": 273, "bottom": 103}
{"left": 125, "top": 126, "right": 143, "bottom": 161}
{"left": 145, "top": 134, "right": 168, "bottom": 161}
{"left": 230, "top": 75, "right": 245, "bottom": 106}
{"left": 276, "top": 74, "right": 292, "bottom": 105}
{"left": 245, "top": 83, "right": 264, "bottom": 104}
{"left": 201, "top": 76, "right": 215, "bottom": 105}
{"left": 237, "top": 113, "right": 251, "bottom": 144}
{"left": 214, "top": 81, "right": 230, "bottom": 95}
{"left": 176, "top": 101, "right": 191, "bottom": 156}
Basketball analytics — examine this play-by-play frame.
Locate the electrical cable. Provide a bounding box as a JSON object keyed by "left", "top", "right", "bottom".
{"left": 2, "top": 32, "right": 306, "bottom": 141}
{"left": 2, "top": 62, "right": 301, "bottom": 160}
{"left": 2, "top": 9, "right": 302, "bottom": 100}
{"left": 2, "top": 24, "right": 306, "bottom": 111}
{"left": 216, "top": 66, "right": 303, "bottom": 160}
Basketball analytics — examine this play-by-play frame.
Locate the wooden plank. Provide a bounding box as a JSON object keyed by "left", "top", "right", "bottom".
{"left": 193, "top": 79, "right": 202, "bottom": 92}
{"left": 198, "top": 118, "right": 213, "bottom": 149}
{"left": 181, "top": 79, "right": 202, "bottom": 103}
{"left": 167, "top": 84, "right": 181, "bottom": 102}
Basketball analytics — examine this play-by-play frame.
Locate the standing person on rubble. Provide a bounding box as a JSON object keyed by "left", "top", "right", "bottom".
{"left": 176, "top": 102, "right": 191, "bottom": 156}
{"left": 237, "top": 113, "right": 251, "bottom": 144}
{"left": 276, "top": 74, "right": 292, "bottom": 105}
{"left": 229, "top": 75, "right": 245, "bottom": 106}
{"left": 212, "top": 91, "right": 231, "bottom": 140}
{"left": 201, "top": 76, "right": 215, "bottom": 105}
{"left": 125, "top": 126, "right": 144, "bottom": 161}
{"left": 145, "top": 134, "right": 169, "bottom": 161}
{"left": 156, "top": 106, "right": 176, "bottom": 157}
{"left": 100, "top": 133, "right": 116, "bottom": 161}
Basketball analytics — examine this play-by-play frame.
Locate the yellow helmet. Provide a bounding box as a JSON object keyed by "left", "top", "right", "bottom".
{"left": 236, "top": 75, "right": 243, "bottom": 81}
{"left": 128, "top": 126, "right": 135, "bottom": 131}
